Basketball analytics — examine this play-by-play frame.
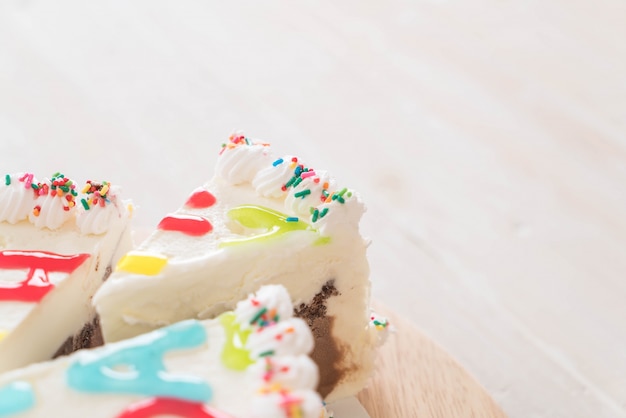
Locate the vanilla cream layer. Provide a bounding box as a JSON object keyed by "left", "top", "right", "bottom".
{"left": 95, "top": 179, "right": 375, "bottom": 401}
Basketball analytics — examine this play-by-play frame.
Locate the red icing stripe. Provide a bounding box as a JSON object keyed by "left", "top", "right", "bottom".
{"left": 185, "top": 188, "right": 216, "bottom": 209}
{"left": 117, "top": 397, "right": 232, "bottom": 418}
{"left": 157, "top": 214, "right": 213, "bottom": 236}
{"left": 0, "top": 250, "right": 90, "bottom": 303}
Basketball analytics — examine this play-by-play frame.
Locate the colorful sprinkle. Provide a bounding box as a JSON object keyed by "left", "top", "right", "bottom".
{"left": 4, "top": 175, "right": 10, "bottom": 186}
{"left": 371, "top": 315, "right": 389, "bottom": 330}
{"left": 80, "top": 180, "right": 113, "bottom": 210}
{"left": 250, "top": 307, "right": 268, "bottom": 325}
{"left": 285, "top": 176, "right": 297, "bottom": 189}
{"left": 220, "top": 133, "right": 270, "bottom": 155}
{"left": 293, "top": 190, "right": 311, "bottom": 198}
{"left": 300, "top": 170, "right": 316, "bottom": 179}
{"left": 19, "top": 173, "right": 34, "bottom": 188}
{"left": 272, "top": 158, "right": 284, "bottom": 167}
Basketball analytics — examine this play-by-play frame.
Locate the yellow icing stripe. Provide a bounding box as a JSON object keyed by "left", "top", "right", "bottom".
{"left": 116, "top": 252, "right": 168, "bottom": 276}
{"left": 0, "top": 330, "right": 8, "bottom": 342}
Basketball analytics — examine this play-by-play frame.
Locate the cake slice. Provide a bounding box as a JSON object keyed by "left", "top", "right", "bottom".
{"left": 94, "top": 133, "right": 386, "bottom": 401}
{"left": 0, "top": 285, "right": 325, "bottom": 418}
{"left": 0, "top": 173, "right": 133, "bottom": 373}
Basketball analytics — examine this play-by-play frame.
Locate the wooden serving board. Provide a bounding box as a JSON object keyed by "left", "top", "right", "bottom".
{"left": 358, "top": 303, "right": 507, "bottom": 418}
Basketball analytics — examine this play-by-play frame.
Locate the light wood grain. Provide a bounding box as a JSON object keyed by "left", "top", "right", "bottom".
{"left": 359, "top": 304, "right": 506, "bottom": 418}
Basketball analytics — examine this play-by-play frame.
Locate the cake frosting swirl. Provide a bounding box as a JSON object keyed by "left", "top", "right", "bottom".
{"left": 76, "top": 181, "right": 129, "bottom": 235}
{"left": 216, "top": 133, "right": 272, "bottom": 185}
{"left": 0, "top": 173, "right": 38, "bottom": 224}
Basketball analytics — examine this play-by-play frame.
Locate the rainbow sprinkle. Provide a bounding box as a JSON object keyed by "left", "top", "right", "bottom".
{"left": 220, "top": 133, "right": 270, "bottom": 155}
{"left": 18, "top": 173, "right": 35, "bottom": 189}
{"left": 30, "top": 173, "right": 78, "bottom": 215}
{"left": 80, "top": 180, "right": 112, "bottom": 210}
{"left": 371, "top": 315, "right": 389, "bottom": 330}
{"left": 249, "top": 303, "right": 280, "bottom": 328}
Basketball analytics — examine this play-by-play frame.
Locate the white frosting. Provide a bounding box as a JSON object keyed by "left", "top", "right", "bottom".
{"left": 76, "top": 185, "right": 129, "bottom": 235}
{"left": 250, "top": 390, "right": 323, "bottom": 418}
{"left": 313, "top": 191, "right": 366, "bottom": 236}
{"left": 252, "top": 155, "right": 302, "bottom": 198}
{"left": 215, "top": 137, "right": 272, "bottom": 185}
{"left": 285, "top": 169, "right": 335, "bottom": 218}
{"left": 28, "top": 192, "right": 73, "bottom": 230}
{"left": 247, "top": 318, "right": 314, "bottom": 359}
{"left": 235, "top": 284, "right": 294, "bottom": 329}
{"left": 0, "top": 174, "right": 37, "bottom": 224}
{"left": 248, "top": 355, "right": 319, "bottom": 391}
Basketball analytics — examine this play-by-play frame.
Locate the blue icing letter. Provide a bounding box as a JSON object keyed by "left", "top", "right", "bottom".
{"left": 66, "top": 319, "right": 211, "bottom": 403}
{"left": 0, "top": 381, "right": 35, "bottom": 417}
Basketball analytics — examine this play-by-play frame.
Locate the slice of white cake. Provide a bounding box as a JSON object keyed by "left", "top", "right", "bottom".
{"left": 0, "top": 285, "right": 325, "bottom": 418}
{"left": 0, "top": 173, "right": 133, "bottom": 373}
{"left": 94, "top": 133, "right": 386, "bottom": 401}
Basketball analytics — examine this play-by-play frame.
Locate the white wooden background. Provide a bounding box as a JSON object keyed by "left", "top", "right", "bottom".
{"left": 1, "top": 1, "right": 625, "bottom": 417}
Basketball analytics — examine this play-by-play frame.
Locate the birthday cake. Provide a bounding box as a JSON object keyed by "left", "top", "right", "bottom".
{"left": 0, "top": 285, "right": 326, "bottom": 418}
{"left": 0, "top": 172, "right": 133, "bottom": 373}
{"left": 94, "top": 133, "right": 387, "bottom": 401}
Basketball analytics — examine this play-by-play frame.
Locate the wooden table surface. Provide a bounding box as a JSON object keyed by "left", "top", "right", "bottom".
{"left": 1, "top": 1, "right": 625, "bottom": 417}
{"left": 359, "top": 303, "right": 506, "bottom": 418}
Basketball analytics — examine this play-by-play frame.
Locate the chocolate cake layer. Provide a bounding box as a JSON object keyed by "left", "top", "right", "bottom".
{"left": 294, "top": 280, "right": 349, "bottom": 398}
{"left": 52, "top": 315, "right": 104, "bottom": 358}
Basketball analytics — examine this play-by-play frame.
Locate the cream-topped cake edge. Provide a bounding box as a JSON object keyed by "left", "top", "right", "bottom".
{"left": 94, "top": 133, "right": 389, "bottom": 402}
{"left": 0, "top": 173, "right": 133, "bottom": 373}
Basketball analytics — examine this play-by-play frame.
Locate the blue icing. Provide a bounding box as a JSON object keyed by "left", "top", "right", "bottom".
{"left": 66, "top": 319, "right": 211, "bottom": 403}
{"left": 0, "top": 381, "right": 35, "bottom": 417}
